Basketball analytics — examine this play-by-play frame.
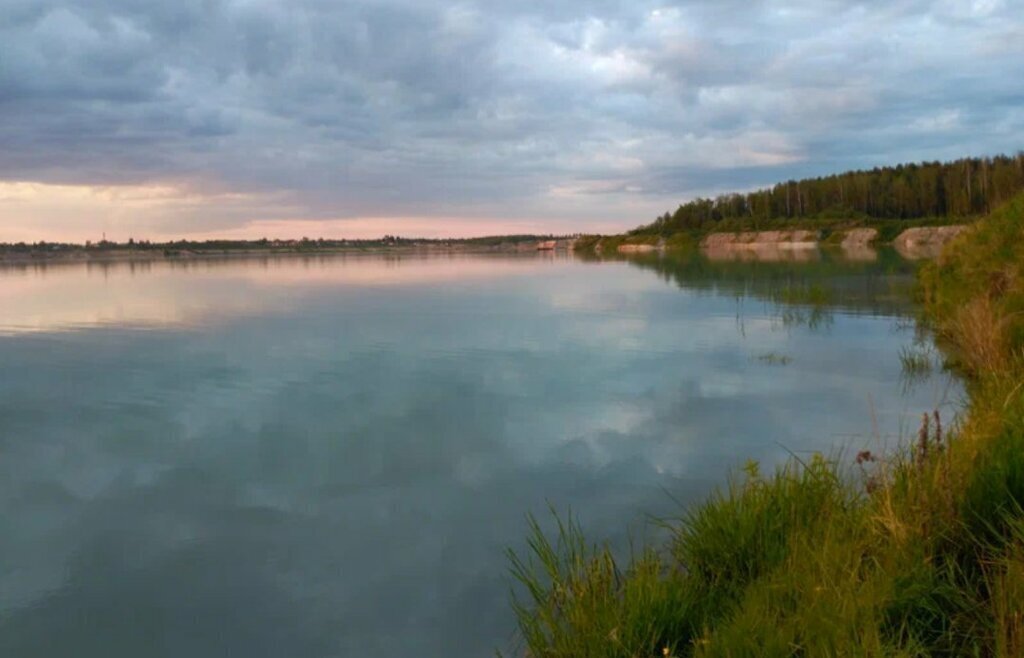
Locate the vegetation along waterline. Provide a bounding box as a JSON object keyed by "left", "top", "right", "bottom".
{"left": 507, "top": 191, "right": 1024, "bottom": 656}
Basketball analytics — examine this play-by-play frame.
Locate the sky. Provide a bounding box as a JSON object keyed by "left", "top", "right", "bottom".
{"left": 1, "top": 0, "right": 1021, "bottom": 242}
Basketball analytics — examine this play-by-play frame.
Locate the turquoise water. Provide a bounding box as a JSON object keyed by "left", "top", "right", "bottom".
{"left": 0, "top": 251, "right": 958, "bottom": 657}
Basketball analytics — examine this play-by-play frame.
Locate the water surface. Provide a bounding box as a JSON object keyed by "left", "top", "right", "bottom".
{"left": 0, "top": 251, "right": 958, "bottom": 656}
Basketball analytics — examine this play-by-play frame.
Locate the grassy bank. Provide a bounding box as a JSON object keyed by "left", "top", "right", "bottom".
{"left": 508, "top": 192, "right": 1024, "bottom": 656}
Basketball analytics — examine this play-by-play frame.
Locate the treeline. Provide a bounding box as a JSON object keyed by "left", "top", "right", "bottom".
{"left": 637, "top": 153, "right": 1024, "bottom": 235}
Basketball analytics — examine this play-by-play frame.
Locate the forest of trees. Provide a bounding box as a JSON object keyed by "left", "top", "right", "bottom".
{"left": 636, "top": 153, "right": 1024, "bottom": 235}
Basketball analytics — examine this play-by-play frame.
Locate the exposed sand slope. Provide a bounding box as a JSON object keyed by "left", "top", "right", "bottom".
{"left": 893, "top": 226, "right": 967, "bottom": 259}
{"left": 839, "top": 228, "right": 878, "bottom": 247}
{"left": 701, "top": 230, "right": 820, "bottom": 250}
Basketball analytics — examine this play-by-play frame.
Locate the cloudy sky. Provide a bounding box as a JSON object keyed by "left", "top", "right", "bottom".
{"left": 1, "top": 0, "right": 1021, "bottom": 241}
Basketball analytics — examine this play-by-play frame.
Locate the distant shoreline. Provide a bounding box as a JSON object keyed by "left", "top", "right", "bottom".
{"left": 0, "top": 240, "right": 579, "bottom": 265}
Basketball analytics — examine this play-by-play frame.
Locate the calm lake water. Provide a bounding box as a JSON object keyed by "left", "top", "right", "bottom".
{"left": 0, "top": 250, "right": 959, "bottom": 657}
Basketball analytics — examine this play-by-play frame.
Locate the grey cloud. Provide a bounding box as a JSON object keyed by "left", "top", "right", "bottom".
{"left": 0, "top": 0, "right": 1021, "bottom": 232}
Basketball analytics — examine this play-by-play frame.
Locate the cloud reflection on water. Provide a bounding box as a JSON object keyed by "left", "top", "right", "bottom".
{"left": 0, "top": 252, "right": 959, "bottom": 657}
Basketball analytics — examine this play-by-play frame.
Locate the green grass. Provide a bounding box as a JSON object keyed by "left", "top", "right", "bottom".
{"left": 508, "top": 191, "right": 1024, "bottom": 657}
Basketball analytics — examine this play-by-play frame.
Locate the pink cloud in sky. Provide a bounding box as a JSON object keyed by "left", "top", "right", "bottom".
{"left": 196, "top": 217, "right": 600, "bottom": 241}
{"left": 0, "top": 181, "right": 636, "bottom": 242}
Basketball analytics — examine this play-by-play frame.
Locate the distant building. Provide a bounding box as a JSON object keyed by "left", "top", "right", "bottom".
{"left": 537, "top": 240, "right": 557, "bottom": 250}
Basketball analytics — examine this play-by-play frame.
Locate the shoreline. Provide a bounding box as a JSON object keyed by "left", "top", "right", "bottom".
{"left": 577, "top": 225, "right": 970, "bottom": 261}
{"left": 511, "top": 193, "right": 1024, "bottom": 655}
{"left": 0, "top": 241, "right": 576, "bottom": 266}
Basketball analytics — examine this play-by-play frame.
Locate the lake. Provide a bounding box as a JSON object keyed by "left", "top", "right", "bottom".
{"left": 0, "top": 250, "right": 959, "bottom": 657}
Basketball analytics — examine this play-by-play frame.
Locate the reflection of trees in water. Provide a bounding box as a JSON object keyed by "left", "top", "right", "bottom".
{"left": 777, "top": 305, "right": 835, "bottom": 332}
{"left": 588, "top": 248, "right": 920, "bottom": 330}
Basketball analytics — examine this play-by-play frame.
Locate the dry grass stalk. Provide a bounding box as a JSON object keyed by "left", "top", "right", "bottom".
{"left": 949, "top": 296, "right": 1009, "bottom": 376}
{"left": 917, "top": 412, "right": 930, "bottom": 467}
